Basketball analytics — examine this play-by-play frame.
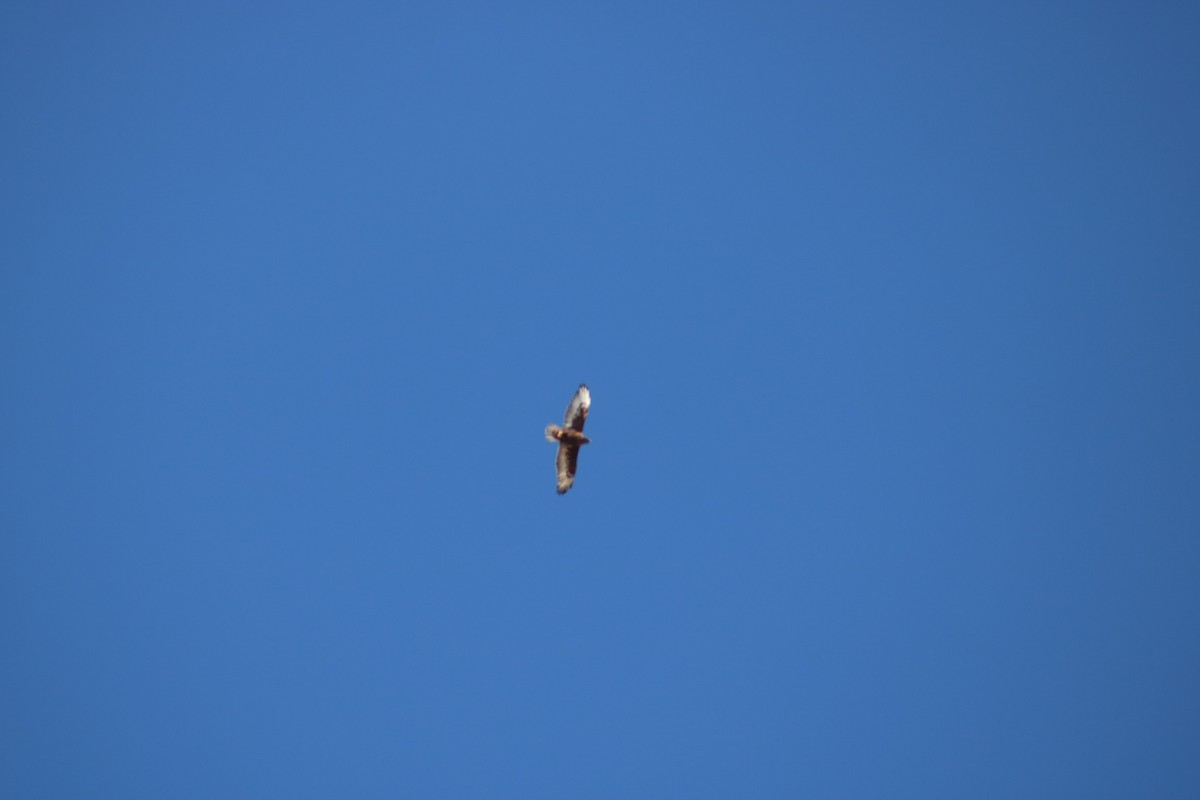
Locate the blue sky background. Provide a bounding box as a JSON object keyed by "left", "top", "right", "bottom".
{"left": 3, "top": 3, "right": 1199, "bottom": 797}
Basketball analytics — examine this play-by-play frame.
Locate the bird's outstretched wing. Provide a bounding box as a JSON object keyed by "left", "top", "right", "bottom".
{"left": 555, "top": 442, "right": 580, "bottom": 494}
{"left": 563, "top": 384, "right": 590, "bottom": 432}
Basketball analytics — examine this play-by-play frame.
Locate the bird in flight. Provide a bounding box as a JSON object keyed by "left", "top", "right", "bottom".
{"left": 545, "top": 384, "right": 591, "bottom": 494}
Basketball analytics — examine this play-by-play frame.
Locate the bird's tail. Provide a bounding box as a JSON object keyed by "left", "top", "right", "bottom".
{"left": 545, "top": 424, "right": 562, "bottom": 442}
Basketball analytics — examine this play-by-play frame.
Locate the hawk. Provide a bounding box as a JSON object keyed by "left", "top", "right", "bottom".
{"left": 545, "top": 384, "right": 591, "bottom": 494}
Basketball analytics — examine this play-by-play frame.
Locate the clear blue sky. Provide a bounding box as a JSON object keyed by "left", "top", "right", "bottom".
{"left": 3, "top": 3, "right": 1198, "bottom": 797}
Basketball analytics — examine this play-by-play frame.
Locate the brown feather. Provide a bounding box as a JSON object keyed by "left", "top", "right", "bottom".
{"left": 556, "top": 443, "right": 580, "bottom": 494}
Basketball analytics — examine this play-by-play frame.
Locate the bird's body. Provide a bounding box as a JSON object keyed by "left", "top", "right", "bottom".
{"left": 544, "top": 426, "right": 589, "bottom": 446}
{"left": 546, "top": 384, "right": 591, "bottom": 494}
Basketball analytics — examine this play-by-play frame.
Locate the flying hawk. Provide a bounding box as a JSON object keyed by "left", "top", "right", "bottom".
{"left": 545, "top": 384, "right": 591, "bottom": 494}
